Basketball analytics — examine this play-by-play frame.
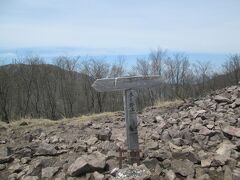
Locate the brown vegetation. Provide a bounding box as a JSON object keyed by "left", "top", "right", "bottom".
{"left": 0, "top": 50, "right": 240, "bottom": 122}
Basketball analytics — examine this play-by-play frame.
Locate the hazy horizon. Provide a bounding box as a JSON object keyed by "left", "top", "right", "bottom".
{"left": 1, "top": 0, "right": 239, "bottom": 69}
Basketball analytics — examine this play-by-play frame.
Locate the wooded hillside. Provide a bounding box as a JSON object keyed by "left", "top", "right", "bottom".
{"left": 0, "top": 50, "right": 240, "bottom": 122}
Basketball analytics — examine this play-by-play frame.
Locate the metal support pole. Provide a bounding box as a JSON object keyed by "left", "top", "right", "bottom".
{"left": 123, "top": 89, "right": 140, "bottom": 165}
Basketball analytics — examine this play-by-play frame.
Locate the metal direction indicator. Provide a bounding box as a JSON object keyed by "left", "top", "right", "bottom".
{"left": 92, "top": 75, "right": 161, "bottom": 165}
{"left": 92, "top": 75, "right": 162, "bottom": 92}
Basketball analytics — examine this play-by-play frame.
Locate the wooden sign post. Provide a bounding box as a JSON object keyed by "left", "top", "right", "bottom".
{"left": 92, "top": 76, "right": 161, "bottom": 165}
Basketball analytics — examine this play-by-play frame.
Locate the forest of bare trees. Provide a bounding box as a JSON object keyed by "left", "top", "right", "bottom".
{"left": 0, "top": 49, "right": 240, "bottom": 123}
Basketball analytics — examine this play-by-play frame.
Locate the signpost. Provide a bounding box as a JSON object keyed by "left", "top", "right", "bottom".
{"left": 92, "top": 75, "right": 161, "bottom": 165}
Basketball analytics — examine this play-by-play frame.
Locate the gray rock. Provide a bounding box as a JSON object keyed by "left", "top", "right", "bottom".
{"left": 151, "top": 133, "right": 160, "bottom": 141}
{"left": 211, "top": 155, "right": 228, "bottom": 167}
{"left": 222, "top": 125, "right": 240, "bottom": 138}
{"left": 41, "top": 166, "right": 60, "bottom": 178}
{"left": 0, "top": 146, "right": 12, "bottom": 157}
{"left": 8, "top": 163, "right": 23, "bottom": 173}
{"left": 146, "top": 141, "right": 159, "bottom": 150}
{"left": 148, "top": 150, "right": 171, "bottom": 161}
{"left": 161, "top": 130, "right": 171, "bottom": 141}
{"left": 142, "top": 158, "right": 159, "bottom": 172}
{"left": 197, "top": 174, "right": 210, "bottom": 180}
{"left": 23, "top": 176, "right": 40, "bottom": 180}
{"left": 54, "top": 172, "right": 66, "bottom": 180}
{"left": 68, "top": 151, "right": 106, "bottom": 177}
{"left": 171, "top": 159, "right": 194, "bottom": 177}
{"left": 216, "top": 140, "right": 236, "bottom": 157}
{"left": 49, "top": 135, "right": 60, "bottom": 143}
{"left": 86, "top": 137, "right": 98, "bottom": 146}
{"left": 0, "top": 155, "right": 13, "bottom": 164}
{"left": 172, "top": 151, "right": 200, "bottom": 164}
{"left": 96, "top": 128, "right": 112, "bottom": 141}
{"left": 199, "top": 126, "right": 216, "bottom": 136}
{"left": 116, "top": 164, "right": 151, "bottom": 180}
{"left": 233, "top": 168, "right": 240, "bottom": 180}
{"left": 224, "top": 166, "right": 232, "bottom": 180}
{"left": 15, "top": 147, "right": 33, "bottom": 158}
{"left": 191, "top": 110, "right": 206, "bottom": 118}
{"left": 8, "top": 173, "right": 18, "bottom": 180}
{"left": 215, "top": 95, "right": 231, "bottom": 103}
{"left": 155, "top": 115, "right": 164, "bottom": 122}
{"left": 165, "top": 169, "right": 176, "bottom": 180}
{"left": 21, "top": 157, "right": 31, "bottom": 164}
{"left": 35, "top": 143, "right": 58, "bottom": 156}
{"left": 92, "top": 171, "right": 104, "bottom": 180}
{"left": 0, "top": 164, "right": 6, "bottom": 171}
{"left": 201, "top": 158, "right": 212, "bottom": 168}
{"left": 26, "top": 162, "right": 42, "bottom": 176}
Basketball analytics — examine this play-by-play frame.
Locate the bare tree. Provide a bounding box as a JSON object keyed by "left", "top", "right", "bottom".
{"left": 0, "top": 68, "right": 11, "bottom": 123}
{"left": 223, "top": 54, "right": 240, "bottom": 85}
{"left": 149, "top": 48, "right": 167, "bottom": 76}
{"left": 164, "top": 53, "right": 191, "bottom": 100}
{"left": 54, "top": 56, "right": 79, "bottom": 117}
{"left": 194, "top": 61, "right": 212, "bottom": 93}
{"left": 80, "top": 58, "right": 109, "bottom": 112}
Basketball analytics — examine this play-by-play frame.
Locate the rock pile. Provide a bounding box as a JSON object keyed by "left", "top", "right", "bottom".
{"left": 0, "top": 85, "right": 240, "bottom": 179}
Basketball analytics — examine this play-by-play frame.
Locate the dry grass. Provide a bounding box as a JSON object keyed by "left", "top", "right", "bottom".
{"left": 0, "top": 121, "right": 8, "bottom": 129}
{"left": 0, "top": 112, "right": 115, "bottom": 130}
{"left": 153, "top": 99, "right": 184, "bottom": 108}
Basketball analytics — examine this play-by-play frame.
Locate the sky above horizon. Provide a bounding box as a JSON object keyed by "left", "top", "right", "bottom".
{"left": 0, "top": 0, "right": 240, "bottom": 63}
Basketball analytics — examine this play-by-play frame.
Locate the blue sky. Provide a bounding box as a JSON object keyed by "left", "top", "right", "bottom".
{"left": 0, "top": 0, "right": 240, "bottom": 66}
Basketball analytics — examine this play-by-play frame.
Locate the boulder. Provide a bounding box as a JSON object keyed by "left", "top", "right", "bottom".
{"left": 211, "top": 155, "right": 228, "bottom": 167}
{"left": 49, "top": 135, "right": 60, "bottom": 143}
{"left": 216, "top": 141, "right": 236, "bottom": 157}
{"left": 146, "top": 141, "right": 159, "bottom": 150}
{"left": 96, "top": 128, "right": 112, "bottom": 141}
{"left": 142, "top": 158, "right": 160, "bottom": 172}
{"left": 86, "top": 137, "right": 98, "bottom": 146}
{"left": 201, "top": 158, "right": 212, "bottom": 168}
{"left": 116, "top": 164, "right": 151, "bottom": 180}
{"left": 224, "top": 166, "right": 232, "bottom": 180}
{"left": 41, "top": 166, "right": 60, "bottom": 178}
{"left": 0, "top": 146, "right": 12, "bottom": 159}
{"left": 26, "top": 158, "right": 53, "bottom": 176}
{"left": 8, "top": 173, "right": 18, "bottom": 180}
{"left": 215, "top": 95, "right": 231, "bottom": 103}
{"left": 222, "top": 126, "right": 240, "bottom": 138}
{"left": 171, "top": 159, "right": 194, "bottom": 177}
{"left": 233, "top": 169, "right": 240, "bottom": 180}
{"left": 8, "top": 163, "right": 23, "bottom": 173}
{"left": 155, "top": 115, "right": 164, "bottom": 122}
{"left": 151, "top": 133, "right": 160, "bottom": 141}
{"left": 92, "top": 171, "right": 104, "bottom": 180}
{"left": 23, "top": 176, "right": 39, "bottom": 180}
{"left": 0, "top": 164, "right": 6, "bottom": 171}
{"left": 0, "top": 155, "right": 13, "bottom": 164}
{"left": 15, "top": 147, "right": 33, "bottom": 158}
{"left": 35, "top": 143, "right": 58, "bottom": 156}
{"left": 191, "top": 110, "right": 206, "bottom": 118}
{"left": 199, "top": 126, "right": 216, "bottom": 136}
{"left": 172, "top": 151, "right": 200, "bottom": 164}
{"left": 148, "top": 150, "right": 171, "bottom": 161}
{"left": 68, "top": 151, "right": 106, "bottom": 177}
{"left": 165, "top": 170, "right": 176, "bottom": 180}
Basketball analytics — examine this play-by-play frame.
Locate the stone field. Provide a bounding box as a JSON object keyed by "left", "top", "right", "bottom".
{"left": 1, "top": 85, "right": 240, "bottom": 179}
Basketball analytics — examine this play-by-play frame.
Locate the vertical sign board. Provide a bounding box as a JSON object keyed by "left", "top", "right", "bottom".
{"left": 92, "top": 76, "right": 161, "bottom": 165}
{"left": 124, "top": 90, "right": 139, "bottom": 164}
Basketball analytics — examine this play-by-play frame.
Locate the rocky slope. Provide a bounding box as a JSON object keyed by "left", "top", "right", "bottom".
{"left": 1, "top": 85, "right": 240, "bottom": 180}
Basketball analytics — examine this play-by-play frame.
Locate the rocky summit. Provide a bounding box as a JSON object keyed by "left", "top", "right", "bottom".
{"left": 1, "top": 85, "right": 240, "bottom": 180}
